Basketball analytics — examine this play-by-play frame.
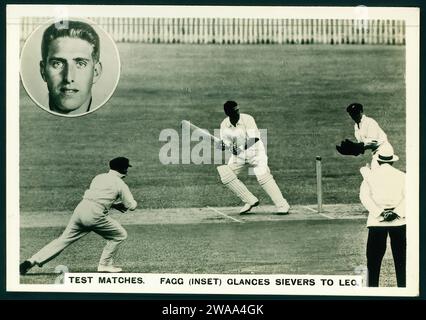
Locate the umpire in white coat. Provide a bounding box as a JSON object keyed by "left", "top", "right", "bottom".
{"left": 359, "top": 144, "right": 405, "bottom": 287}
{"left": 20, "top": 157, "right": 137, "bottom": 274}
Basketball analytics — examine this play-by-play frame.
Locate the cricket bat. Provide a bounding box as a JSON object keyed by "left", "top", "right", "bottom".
{"left": 181, "top": 120, "right": 222, "bottom": 143}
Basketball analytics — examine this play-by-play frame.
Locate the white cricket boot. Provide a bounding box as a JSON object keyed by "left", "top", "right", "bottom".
{"left": 239, "top": 200, "right": 259, "bottom": 215}
{"left": 276, "top": 202, "right": 290, "bottom": 215}
{"left": 97, "top": 264, "right": 123, "bottom": 273}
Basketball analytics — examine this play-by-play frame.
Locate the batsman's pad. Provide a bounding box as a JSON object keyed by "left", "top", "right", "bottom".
{"left": 336, "top": 139, "right": 365, "bottom": 156}
{"left": 257, "top": 173, "right": 289, "bottom": 208}
{"left": 217, "top": 165, "right": 258, "bottom": 205}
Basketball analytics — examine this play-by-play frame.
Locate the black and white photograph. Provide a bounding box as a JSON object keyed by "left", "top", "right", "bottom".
{"left": 20, "top": 17, "right": 120, "bottom": 117}
{"left": 6, "top": 5, "right": 420, "bottom": 296}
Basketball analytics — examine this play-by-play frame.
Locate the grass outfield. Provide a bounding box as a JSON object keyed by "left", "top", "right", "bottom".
{"left": 19, "top": 44, "right": 406, "bottom": 211}
{"left": 18, "top": 44, "right": 405, "bottom": 287}
{"left": 19, "top": 218, "right": 399, "bottom": 287}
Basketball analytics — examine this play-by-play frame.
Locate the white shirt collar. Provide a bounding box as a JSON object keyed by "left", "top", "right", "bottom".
{"left": 109, "top": 169, "right": 125, "bottom": 179}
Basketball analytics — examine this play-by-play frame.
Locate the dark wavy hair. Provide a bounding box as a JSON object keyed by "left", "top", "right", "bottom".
{"left": 41, "top": 20, "right": 100, "bottom": 63}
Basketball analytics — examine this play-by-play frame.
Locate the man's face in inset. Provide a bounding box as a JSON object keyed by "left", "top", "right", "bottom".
{"left": 40, "top": 37, "right": 102, "bottom": 114}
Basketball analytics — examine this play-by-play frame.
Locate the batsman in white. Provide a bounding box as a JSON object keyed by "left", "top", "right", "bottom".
{"left": 216, "top": 100, "right": 290, "bottom": 215}
{"left": 19, "top": 157, "right": 137, "bottom": 275}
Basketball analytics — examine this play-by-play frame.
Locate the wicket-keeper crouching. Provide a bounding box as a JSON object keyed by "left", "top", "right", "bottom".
{"left": 217, "top": 100, "right": 290, "bottom": 215}
{"left": 347, "top": 103, "right": 392, "bottom": 168}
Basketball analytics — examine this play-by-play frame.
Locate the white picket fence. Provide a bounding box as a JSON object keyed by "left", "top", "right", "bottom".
{"left": 21, "top": 17, "right": 406, "bottom": 45}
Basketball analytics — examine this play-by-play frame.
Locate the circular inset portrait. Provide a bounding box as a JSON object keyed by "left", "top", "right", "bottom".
{"left": 20, "top": 18, "right": 120, "bottom": 117}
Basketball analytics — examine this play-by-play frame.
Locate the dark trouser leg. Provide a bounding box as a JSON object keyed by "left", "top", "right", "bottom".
{"left": 366, "top": 227, "right": 388, "bottom": 287}
{"left": 389, "top": 225, "right": 406, "bottom": 287}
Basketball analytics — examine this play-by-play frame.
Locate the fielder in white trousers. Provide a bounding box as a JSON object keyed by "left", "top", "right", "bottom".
{"left": 30, "top": 200, "right": 129, "bottom": 268}
{"left": 20, "top": 157, "right": 137, "bottom": 274}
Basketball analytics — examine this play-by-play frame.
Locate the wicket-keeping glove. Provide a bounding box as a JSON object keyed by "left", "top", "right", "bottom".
{"left": 336, "top": 139, "right": 365, "bottom": 156}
